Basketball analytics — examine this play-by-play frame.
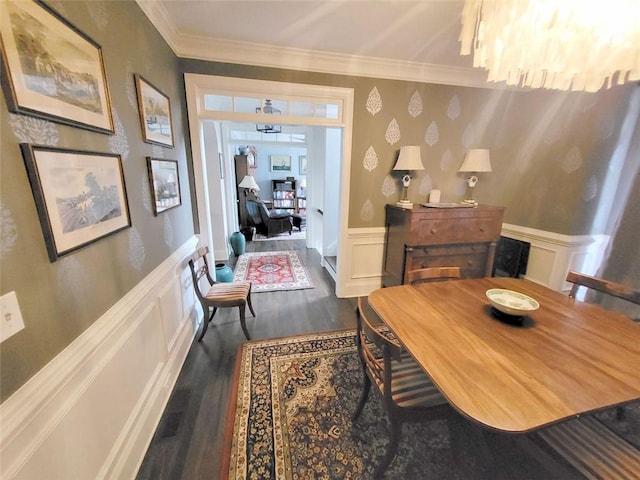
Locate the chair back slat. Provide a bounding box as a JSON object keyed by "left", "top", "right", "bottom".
{"left": 188, "top": 246, "right": 216, "bottom": 301}
{"left": 566, "top": 271, "right": 640, "bottom": 305}
{"left": 407, "top": 266, "right": 461, "bottom": 285}
{"left": 357, "top": 297, "right": 402, "bottom": 357}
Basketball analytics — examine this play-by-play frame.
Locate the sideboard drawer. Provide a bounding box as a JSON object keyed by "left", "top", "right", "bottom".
{"left": 407, "top": 244, "right": 489, "bottom": 279}
{"left": 416, "top": 217, "right": 502, "bottom": 245}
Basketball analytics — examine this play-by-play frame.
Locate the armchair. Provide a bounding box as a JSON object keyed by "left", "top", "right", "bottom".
{"left": 246, "top": 199, "right": 293, "bottom": 237}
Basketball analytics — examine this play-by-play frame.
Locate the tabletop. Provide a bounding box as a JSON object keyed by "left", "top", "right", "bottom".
{"left": 368, "top": 277, "right": 640, "bottom": 433}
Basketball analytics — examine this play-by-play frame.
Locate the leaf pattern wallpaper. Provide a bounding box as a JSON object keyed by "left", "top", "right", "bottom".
{"left": 350, "top": 77, "right": 635, "bottom": 231}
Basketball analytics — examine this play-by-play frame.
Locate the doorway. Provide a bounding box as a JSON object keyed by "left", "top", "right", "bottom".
{"left": 184, "top": 74, "right": 354, "bottom": 295}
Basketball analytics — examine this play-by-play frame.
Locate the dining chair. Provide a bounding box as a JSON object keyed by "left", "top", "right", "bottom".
{"left": 566, "top": 270, "right": 640, "bottom": 305}
{"left": 406, "top": 266, "right": 461, "bottom": 285}
{"left": 352, "top": 296, "right": 453, "bottom": 478}
{"left": 188, "top": 246, "right": 255, "bottom": 341}
{"left": 566, "top": 270, "right": 640, "bottom": 421}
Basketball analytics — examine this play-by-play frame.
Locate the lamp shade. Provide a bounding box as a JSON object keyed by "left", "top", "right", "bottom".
{"left": 393, "top": 146, "right": 424, "bottom": 171}
{"left": 459, "top": 149, "right": 492, "bottom": 173}
{"left": 238, "top": 175, "right": 260, "bottom": 191}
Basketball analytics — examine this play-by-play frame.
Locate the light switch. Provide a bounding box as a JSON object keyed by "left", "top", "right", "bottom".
{"left": 1, "top": 291, "right": 25, "bottom": 342}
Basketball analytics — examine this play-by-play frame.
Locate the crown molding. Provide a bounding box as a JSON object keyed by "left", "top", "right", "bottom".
{"left": 136, "top": 1, "right": 492, "bottom": 88}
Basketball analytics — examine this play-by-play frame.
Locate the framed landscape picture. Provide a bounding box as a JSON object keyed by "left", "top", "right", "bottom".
{"left": 135, "top": 74, "right": 174, "bottom": 147}
{"left": 270, "top": 155, "right": 291, "bottom": 172}
{"left": 147, "top": 157, "right": 181, "bottom": 215}
{"left": 0, "top": 1, "right": 114, "bottom": 133}
{"left": 20, "top": 144, "right": 131, "bottom": 262}
{"left": 299, "top": 155, "right": 308, "bottom": 175}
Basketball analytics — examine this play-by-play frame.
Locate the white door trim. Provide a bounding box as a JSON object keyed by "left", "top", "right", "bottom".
{"left": 184, "top": 74, "right": 354, "bottom": 296}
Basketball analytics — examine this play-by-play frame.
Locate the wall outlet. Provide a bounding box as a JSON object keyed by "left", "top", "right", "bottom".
{"left": 1, "top": 291, "right": 25, "bottom": 342}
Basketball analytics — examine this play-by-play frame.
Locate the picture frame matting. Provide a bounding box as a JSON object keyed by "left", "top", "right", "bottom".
{"left": 20, "top": 144, "right": 131, "bottom": 262}
{"left": 0, "top": 0, "right": 114, "bottom": 133}
{"left": 135, "top": 74, "right": 175, "bottom": 147}
{"left": 147, "top": 157, "right": 182, "bottom": 215}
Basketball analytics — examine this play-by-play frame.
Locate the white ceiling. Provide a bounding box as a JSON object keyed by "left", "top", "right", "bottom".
{"left": 136, "top": 0, "right": 492, "bottom": 87}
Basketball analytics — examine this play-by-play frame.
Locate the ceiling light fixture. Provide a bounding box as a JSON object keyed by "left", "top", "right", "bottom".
{"left": 256, "top": 99, "right": 282, "bottom": 134}
{"left": 459, "top": 0, "right": 640, "bottom": 92}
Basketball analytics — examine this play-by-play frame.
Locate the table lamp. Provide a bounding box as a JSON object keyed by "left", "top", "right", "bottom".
{"left": 458, "top": 149, "right": 492, "bottom": 205}
{"left": 393, "top": 146, "right": 424, "bottom": 208}
{"left": 238, "top": 175, "right": 261, "bottom": 200}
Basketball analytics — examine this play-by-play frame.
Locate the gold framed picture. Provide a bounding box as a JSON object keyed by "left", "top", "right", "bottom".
{"left": 0, "top": 1, "right": 114, "bottom": 133}
{"left": 135, "top": 74, "right": 174, "bottom": 147}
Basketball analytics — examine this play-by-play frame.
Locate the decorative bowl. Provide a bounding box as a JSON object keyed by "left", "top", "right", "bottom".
{"left": 486, "top": 289, "right": 540, "bottom": 317}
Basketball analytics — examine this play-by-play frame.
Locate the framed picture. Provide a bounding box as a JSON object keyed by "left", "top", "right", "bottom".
{"left": 299, "top": 155, "right": 308, "bottom": 175}
{"left": 270, "top": 155, "right": 291, "bottom": 172}
{"left": 147, "top": 157, "right": 181, "bottom": 215}
{"left": 0, "top": 1, "right": 114, "bottom": 133}
{"left": 20, "top": 144, "right": 130, "bottom": 262}
{"left": 135, "top": 74, "right": 174, "bottom": 147}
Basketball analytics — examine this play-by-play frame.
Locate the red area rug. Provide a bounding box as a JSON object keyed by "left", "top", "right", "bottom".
{"left": 232, "top": 251, "right": 314, "bottom": 292}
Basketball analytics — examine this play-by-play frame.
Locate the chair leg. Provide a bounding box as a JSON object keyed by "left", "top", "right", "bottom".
{"left": 352, "top": 373, "right": 371, "bottom": 422}
{"left": 197, "top": 306, "right": 218, "bottom": 341}
{"left": 375, "top": 421, "right": 402, "bottom": 479}
{"left": 238, "top": 304, "right": 251, "bottom": 340}
{"left": 247, "top": 291, "right": 256, "bottom": 317}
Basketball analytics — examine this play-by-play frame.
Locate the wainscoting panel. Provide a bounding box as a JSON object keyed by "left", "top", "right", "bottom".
{"left": 501, "top": 224, "right": 610, "bottom": 291}
{"left": 338, "top": 225, "right": 610, "bottom": 298}
{"left": 339, "top": 227, "right": 386, "bottom": 297}
{"left": 0, "top": 236, "right": 200, "bottom": 480}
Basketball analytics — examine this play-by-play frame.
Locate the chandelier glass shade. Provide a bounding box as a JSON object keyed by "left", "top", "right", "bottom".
{"left": 459, "top": 0, "right": 640, "bottom": 92}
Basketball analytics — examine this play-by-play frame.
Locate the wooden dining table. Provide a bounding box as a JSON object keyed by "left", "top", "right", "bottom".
{"left": 368, "top": 277, "right": 640, "bottom": 433}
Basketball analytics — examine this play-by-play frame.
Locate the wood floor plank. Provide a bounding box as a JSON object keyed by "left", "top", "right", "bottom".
{"left": 136, "top": 239, "right": 356, "bottom": 479}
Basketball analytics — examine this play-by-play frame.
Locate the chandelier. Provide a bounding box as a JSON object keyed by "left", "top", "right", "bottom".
{"left": 256, "top": 99, "right": 282, "bottom": 134}
{"left": 459, "top": 0, "right": 640, "bottom": 92}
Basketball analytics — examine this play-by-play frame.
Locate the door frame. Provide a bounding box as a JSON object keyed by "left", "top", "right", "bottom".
{"left": 184, "top": 73, "right": 354, "bottom": 296}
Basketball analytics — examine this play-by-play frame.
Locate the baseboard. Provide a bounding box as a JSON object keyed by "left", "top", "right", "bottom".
{"left": 0, "top": 236, "right": 199, "bottom": 480}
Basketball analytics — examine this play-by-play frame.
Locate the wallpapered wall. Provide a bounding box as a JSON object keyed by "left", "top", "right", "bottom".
{"left": 180, "top": 59, "right": 638, "bottom": 236}
{"left": 0, "top": 1, "right": 193, "bottom": 402}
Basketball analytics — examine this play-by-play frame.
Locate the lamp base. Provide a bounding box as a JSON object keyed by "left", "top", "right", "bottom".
{"left": 396, "top": 200, "right": 414, "bottom": 209}
{"left": 461, "top": 199, "right": 478, "bottom": 206}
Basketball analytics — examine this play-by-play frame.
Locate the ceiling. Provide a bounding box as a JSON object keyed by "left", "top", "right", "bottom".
{"left": 136, "top": 0, "right": 491, "bottom": 87}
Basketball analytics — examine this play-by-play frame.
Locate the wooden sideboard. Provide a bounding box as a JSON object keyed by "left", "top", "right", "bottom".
{"left": 382, "top": 204, "right": 505, "bottom": 287}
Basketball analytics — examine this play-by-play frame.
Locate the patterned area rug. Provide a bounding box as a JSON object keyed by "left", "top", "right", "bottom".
{"left": 232, "top": 251, "right": 314, "bottom": 292}
{"left": 222, "top": 331, "right": 521, "bottom": 479}
{"left": 221, "top": 330, "right": 640, "bottom": 480}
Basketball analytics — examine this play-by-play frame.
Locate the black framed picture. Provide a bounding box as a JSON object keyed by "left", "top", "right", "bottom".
{"left": 147, "top": 157, "right": 181, "bottom": 215}
{"left": 0, "top": 1, "right": 114, "bottom": 133}
{"left": 135, "top": 74, "right": 174, "bottom": 147}
{"left": 20, "top": 144, "right": 131, "bottom": 262}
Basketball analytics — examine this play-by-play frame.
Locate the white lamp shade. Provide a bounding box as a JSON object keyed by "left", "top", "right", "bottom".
{"left": 459, "top": 149, "right": 492, "bottom": 173}
{"left": 393, "top": 146, "right": 424, "bottom": 171}
{"left": 238, "top": 175, "right": 260, "bottom": 191}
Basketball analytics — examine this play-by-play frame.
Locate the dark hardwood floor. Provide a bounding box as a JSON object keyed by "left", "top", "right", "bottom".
{"left": 136, "top": 238, "right": 356, "bottom": 480}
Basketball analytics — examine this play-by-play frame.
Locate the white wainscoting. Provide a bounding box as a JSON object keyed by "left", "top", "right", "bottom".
{"left": 0, "top": 236, "right": 200, "bottom": 480}
{"left": 339, "top": 225, "right": 610, "bottom": 298}
{"left": 501, "top": 223, "right": 610, "bottom": 292}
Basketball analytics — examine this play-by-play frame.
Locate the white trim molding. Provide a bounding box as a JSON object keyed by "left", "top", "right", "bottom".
{"left": 501, "top": 223, "right": 610, "bottom": 292}
{"left": 337, "top": 224, "right": 610, "bottom": 298}
{"left": 135, "top": 1, "right": 492, "bottom": 88}
{"left": 0, "top": 236, "right": 200, "bottom": 480}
